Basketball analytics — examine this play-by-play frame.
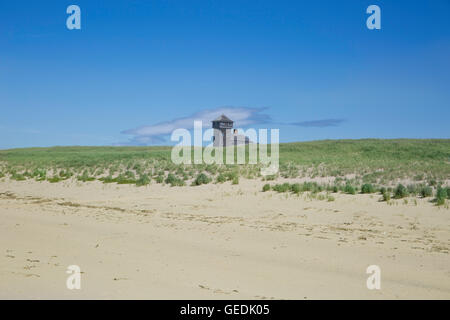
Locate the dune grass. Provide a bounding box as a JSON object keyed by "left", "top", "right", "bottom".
{"left": 0, "top": 140, "right": 448, "bottom": 196}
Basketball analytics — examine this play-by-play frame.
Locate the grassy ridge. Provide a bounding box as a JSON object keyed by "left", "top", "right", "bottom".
{"left": 1, "top": 139, "right": 448, "bottom": 165}
{"left": 281, "top": 139, "right": 449, "bottom": 165}
{"left": 0, "top": 146, "right": 173, "bottom": 167}
{"left": 279, "top": 139, "right": 450, "bottom": 180}
{"left": 0, "top": 139, "right": 449, "bottom": 185}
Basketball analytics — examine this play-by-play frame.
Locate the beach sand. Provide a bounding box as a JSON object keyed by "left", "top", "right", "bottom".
{"left": 0, "top": 179, "right": 449, "bottom": 299}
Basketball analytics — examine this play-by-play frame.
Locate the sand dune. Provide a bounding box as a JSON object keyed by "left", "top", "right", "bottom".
{"left": 0, "top": 179, "right": 449, "bottom": 299}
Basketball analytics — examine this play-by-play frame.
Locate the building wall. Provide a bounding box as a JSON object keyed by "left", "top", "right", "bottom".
{"left": 213, "top": 130, "right": 250, "bottom": 147}
{"left": 213, "top": 128, "right": 231, "bottom": 147}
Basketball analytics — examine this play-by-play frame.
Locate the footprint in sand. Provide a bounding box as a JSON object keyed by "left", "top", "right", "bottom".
{"left": 254, "top": 295, "right": 276, "bottom": 300}
{"left": 25, "top": 274, "right": 40, "bottom": 278}
{"left": 11, "top": 271, "right": 40, "bottom": 278}
{"left": 199, "top": 284, "right": 239, "bottom": 294}
{"left": 113, "top": 277, "right": 129, "bottom": 281}
{"left": 23, "top": 265, "right": 36, "bottom": 270}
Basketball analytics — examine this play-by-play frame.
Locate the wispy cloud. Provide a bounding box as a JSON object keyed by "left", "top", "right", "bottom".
{"left": 119, "top": 106, "right": 271, "bottom": 145}
{"left": 118, "top": 108, "right": 346, "bottom": 146}
{"left": 289, "top": 118, "right": 345, "bottom": 128}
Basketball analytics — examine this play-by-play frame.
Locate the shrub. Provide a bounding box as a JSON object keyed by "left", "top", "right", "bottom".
{"left": 165, "top": 173, "right": 184, "bottom": 186}
{"left": 100, "top": 175, "right": 116, "bottom": 183}
{"left": 205, "top": 164, "right": 217, "bottom": 175}
{"left": 177, "top": 179, "right": 186, "bottom": 186}
{"left": 225, "top": 171, "right": 239, "bottom": 182}
{"left": 193, "top": 173, "right": 211, "bottom": 186}
{"left": 361, "top": 184, "right": 375, "bottom": 194}
{"left": 216, "top": 174, "right": 226, "bottom": 183}
{"left": 124, "top": 170, "right": 136, "bottom": 180}
{"left": 115, "top": 174, "right": 136, "bottom": 184}
{"left": 77, "top": 170, "right": 95, "bottom": 182}
{"left": 263, "top": 175, "right": 276, "bottom": 181}
{"left": 407, "top": 184, "right": 419, "bottom": 196}
{"left": 31, "top": 169, "right": 42, "bottom": 178}
{"left": 232, "top": 175, "right": 239, "bottom": 185}
{"left": 394, "top": 184, "right": 408, "bottom": 199}
{"left": 165, "top": 173, "right": 177, "bottom": 185}
{"left": 11, "top": 173, "right": 26, "bottom": 181}
{"left": 23, "top": 171, "right": 32, "bottom": 178}
{"left": 436, "top": 187, "right": 447, "bottom": 206}
{"left": 155, "top": 175, "right": 164, "bottom": 184}
{"left": 379, "top": 187, "right": 386, "bottom": 195}
{"left": 344, "top": 184, "right": 356, "bottom": 195}
{"left": 271, "top": 184, "right": 280, "bottom": 192}
{"left": 59, "top": 170, "right": 73, "bottom": 180}
{"left": 47, "top": 176, "right": 62, "bottom": 183}
{"left": 382, "top": 192, "right": 391, "bottom": 202}
{"left": 302, "top": 182, "right": 321, "bottom": 193}
{"left": 290, "top": 183, "right": 301, "bottom": 194}
{"left": 317, "top": 194, "right": 326, "bottom": 201}
{"left": 136, "top": 174, "right": 150, "bottom": 186}
{"left": 262, "top": 184, "right": 271, "bottom": 192}
{"left": 272, "top": 183, "right": 291, "bottom": 193}
{"left": 420, "top": 186, "right": 433, "bottom": 198}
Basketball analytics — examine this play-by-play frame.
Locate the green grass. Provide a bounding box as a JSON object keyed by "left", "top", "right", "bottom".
{"left": 435, "top": 187, "right": 449, "bottom": 206}
{"left": 77, "top": 170, "right": 96, "bottom": 182}
{"left": 0, "top": 139, "right": 448, "bottom": 188}
{"left": 394, "top": 184, "right": 408, "bottom": 199}
{"left": 47, "top": 176, "right": 63, "bottom": 183}
{"left": 361, "top": 183, "right": 375, "bottom": 194}
{"left": 136, "top": 174, "right": 151, "bottom": 186}
{"left": 382, "top": 191, "right": 391, "bottom": 202}
{"left": 279, "top": 139, "right": 449, "bottom": 177}
{"left": 344, "top": 184, "right": 356, "bottom": 195}
{"left": 216, "top": 173, "right": 227, "bottom": 183}
{"left": 192, "top": 173, "right": 211, "bottom": 186}
{"left": 166, "top": 173, "right": 185, "bottom": 186}
{"left": 272, "top": 183, "right": 291, "bottom": 193}
{"left": 420, "top": 186, "right": 433, "bottom": 198}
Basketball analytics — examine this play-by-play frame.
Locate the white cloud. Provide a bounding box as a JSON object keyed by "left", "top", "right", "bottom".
{"left": 120, "top": 106, "right": 271, "bottom": 145}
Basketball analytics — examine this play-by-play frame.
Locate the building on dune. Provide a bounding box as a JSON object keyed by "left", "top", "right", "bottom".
{"left": 212, "top": 114, "right": 252, "bottom": 147}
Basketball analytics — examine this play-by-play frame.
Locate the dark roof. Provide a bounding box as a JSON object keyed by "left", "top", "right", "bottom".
{"left": 212, "top": 114, "right": 233, "bottom": 122}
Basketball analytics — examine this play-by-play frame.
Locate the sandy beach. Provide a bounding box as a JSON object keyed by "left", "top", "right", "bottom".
{"left": 1, "top": 179, "right": 449, "bottom": 299}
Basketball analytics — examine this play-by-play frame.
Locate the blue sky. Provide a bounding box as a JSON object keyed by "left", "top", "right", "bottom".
{"left": 1, "top": 0, "right": 449, "bottom": 148}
